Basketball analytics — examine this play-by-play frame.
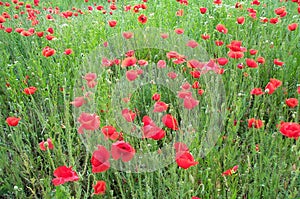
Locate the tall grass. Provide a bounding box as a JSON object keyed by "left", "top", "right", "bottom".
{"left": 0, "top": 0, "right": 299, "bottom": 198}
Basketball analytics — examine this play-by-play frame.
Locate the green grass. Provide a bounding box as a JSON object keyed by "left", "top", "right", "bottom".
{"left": 0, "top": 0, "right": 299, "bottom": 198}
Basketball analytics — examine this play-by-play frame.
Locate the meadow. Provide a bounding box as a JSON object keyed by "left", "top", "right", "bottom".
{"left": 0, "top": 0, "right": 299, "bottom": 198}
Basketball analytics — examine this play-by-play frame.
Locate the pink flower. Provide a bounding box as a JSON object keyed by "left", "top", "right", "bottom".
{"left": 77, "top": 112, "right": 100, "bottom": 134}
{"left": 142, "top": 116, "right": 166, "bottom": 140}
{"left": 70, "top": 97, "right": 86, "bottom": 108}
{"left": 39, "top": 138, "right": 54, "bottom": 150}
{"left": 183, "top": 96, "right": 199, "bottom": 110}
{"left": 91, "top": 145, "right": 110, "bottom": 173}
{"left": 157, "top": 60, "right": 166, "bottom": 68}
{"left": 101, "top": 126, "right": 119, "bottom": 140}
{"left": 153, "top": 101, "right": 168, "bottom": 112}
{"left": 121, "top": 108, "right": 136, "bottom": 122}
{"left": 111, "top": 141, "right": 135, "bottom": 162}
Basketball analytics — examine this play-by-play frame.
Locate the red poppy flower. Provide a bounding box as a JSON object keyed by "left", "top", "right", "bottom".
{"left": 237, "top": 63, "right": 244, "bottom": 70}
{"left": 192, "top": 197, "right": 201, "bottom": 199}
{"left": 84, "top": 73, "right": 97, "bottom": 82}
{"left": 186, "top": 40, "right": 198, "bottom": 48}
{"left": 279, "top": 122, "right": 300, "bottom": 140}
{"left": 122, "top": 57, "right": 137, "bottom": 67}
{"left": 24, "top": 86, "right": 37, "bottom": 95}
{"left": 269, "top": 78, "right": 282, "bottom": 88}
{"left": 192, "top": 81, "right": 199, "bottom": 89}
{"left": 279, "top": 11, "right": 287, "bottom": 18}
{"left": 108, "top": 20, "right": 117, "bottom": 27}
{"left": 157, "top": 60, "right": 166, "bottom": 68}
{"left": 274, "top": 59, "right": 284, "bottom": 66}
{"left": 175, "top": 151, "right": 198, "bottom": 169}
{"left": 248, "top": 118, "right": 263, "bottom": 129}
{"left": 249, "top": 49, "right": 258, "bottom": 55}
{"left": 45, "top": 34, "right": 55, "bottom": 41}
{"left": 39, "top": 138, "right": 54, "bottom": 151}
{"left": 227, "top": 45, "right": 247, "bottom": 59}
{"left": 93, "top": 180, "right": 106, "bottom": 195}
{"left": 6, "top": 117, "right": 21, "bottom": 126}
{"left": 187, "top": 59, "right": 203, "bottom": 69}
{"left": 251, "top": 0, "right": 260, "bottom": 5}
{"left": 5, "top": 27, "right": 12, "bottom": 33}
{"left": 199, "top": 60, "right": 220, "bottom": 74}
{"left": 184, "top": 96, "right": 199, "bottom": 110}
{"left": 122, "top": 32, "right": 133, "bottom": 39}
{"left": 152, "top": 93, "right": 161, "bottom": 101}
{"left": 265, "top": 82, "right": 276, "bottom": 94}
{"left": 227, "top": 40, "right": 247, "bottom": 52}
{"left": 213, "top": 0, "right": 222, "bottom": 5}
{"left": 138, "top": 59, "right": 148, "bottom": 66}
{"left": 297, "top": 86, "right": 300, "bottom": 94}
{"left": 91, "top": 145, "right": 110, "bottom": 173}
{"left": 20, "top": 31, "right": 33, "bottom": 37}
{"left": 215, "top": 40, "right": 224, "bottom": 46}
{"left": 237, "top": 16, "right": 245, "bottom": 24}
{"left": 126, "top": 70, "right": 139, "bottom": 81}
{"left": 228, "top": 51, "right": 244, "bottom": 59}
{"left": 288, "top": 23, "right": 298, "bottom": 31}
{"left": 52, "top": 166, "right": 79, "bottom": 186}
{"left": 162, "top": 114, "right": 178, "bottom": 130}
{"left": 138, "top": 14, "right": 147, "bottom": 24}
{"left": 125, "top": 50, "right": 135, "bottom": 57}
{"left": 201, "top": 34, "right": 210, "bottom": 40}
{"left": 142, "top": 116, "right": 166, "bottom": 140}
{"left": 168, "top": 72, "right": 177, "bottom": 79}
{"left": 175, "top": 28, "right": 184, "bottom": 34}
{"left": 257, "top": 57, "right": 265, "bottom": 64}
{"left": 35, "top": 31, "right": 43, "bottom": 37}
{"left": 160, "top": 33, "right": 169, "bottom": 39}
{"left": 285, "top": 98, "right": 298, "bottom": 108}
{"left": 77, "top": 112, "right": 100, "bottom": 134}
{"left": 178, "top": 90, "right": 192, "bottom": 99}
{"left": 246, "top": 58, "right": 258, "bottom": 68}
{"left": 166, "top": 51, "right": 180, "bottom": 59}
{"left": 70, "top": 96, "right": 86, "bottom": 108}
{"left": 153, "top": 101, "right": 168, "bottom": 112}
{"left": 270, "top": 18, "right": 279, "bottom": 24}
{"left": 121, "top": 108, "right": 136, "bottom": 122}
{"left": 275, "top": 7, "right": 286, "bottom": 15}
{"left": 222, "top": 165, "right": 238, "bottom": 176}
{"left": 42, "top": 46, "right": 56, "bottom": 57}
{"left": 217, "top": 57, "right": 228, "bottom": 66}
{"left": 110, "top": 4, "right": 117, "bottom": 10}
{"left": 101, "top": 126, "right": 119, "bottom": 140}
{"left": 181, "top": 82, "right": 191, "bottom": 90}
{"left": 216, "top": 24, "right": 228, "bottom": 34}
{"left": 47, "top": 27, "right": 54, "bottom": 34}
{"left": 174, "top": 142, "right": 189, "bottom": 153}
{"left": 34, "top": 0, "right": 39, "bottom": 6}
{"left": 190, "top": 71, "right": 201, "bottom": 78}
{"left": 64, "top": 48, "right": 73, "bottom": 55}
{"left": 265, "top": 78, "right": 282, "bottom": 94}
{"left": 250, "top": 88, "right": 264, "bottom": 95}
{"left": 260, "top": 17, "right": 269, "bottom": 23}
{"left": 199, "top": 7, "right": 207, "bottom": 14}
{"left": 111, "top": 141, "right": 135, "bottom": 162}
{"left": 0, "top": 16, "right": 6, "bottom": 23}
{"left": 176, "top": 9, "right": 184, "bottom": 16}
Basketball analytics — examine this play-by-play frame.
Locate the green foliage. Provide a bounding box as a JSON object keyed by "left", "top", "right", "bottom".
{"left": 0, "top": 0, "right": 299, "bottom": 198}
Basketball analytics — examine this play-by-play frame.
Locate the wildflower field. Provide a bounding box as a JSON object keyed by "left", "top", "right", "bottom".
{"left": 0, "top": 0, "right": 300, "bottom": 198}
